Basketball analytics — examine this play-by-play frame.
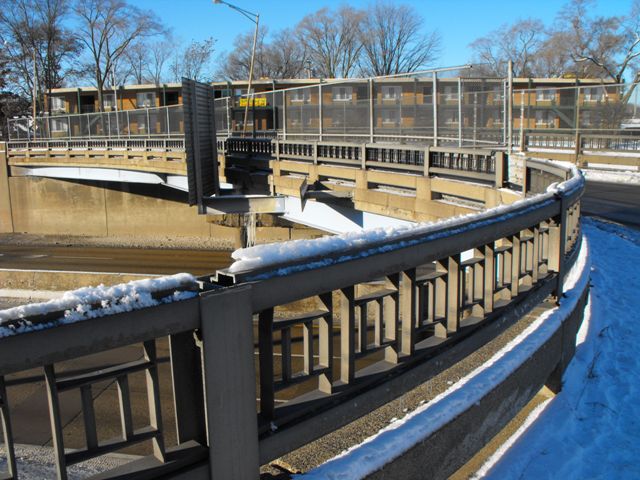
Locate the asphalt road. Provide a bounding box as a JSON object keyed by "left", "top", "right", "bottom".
{"left": 582, "top": 181, "right": 640, "bottom": 228}
{"left": 0, "top": 245, "right": 232, "bottom": 276}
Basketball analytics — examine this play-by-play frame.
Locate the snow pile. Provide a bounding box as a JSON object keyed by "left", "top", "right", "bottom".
{"left": 478, "top": 218, "right": 640, "bottom": 479}
{"left": 229, "top": 162, "right": 582, "bottom": 276}
{"left": 298, "top": 230, "right": 590, "bottom": 480}
{"left": 0, "top": 273, "right": 197, "bottom": 337}
{"left": 582, "top": 168, "right": 640, "bottom": 185}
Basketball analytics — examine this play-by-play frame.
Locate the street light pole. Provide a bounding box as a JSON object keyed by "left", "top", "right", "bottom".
{"left": 213, "top": 0, "right": 259, "bottom": 137}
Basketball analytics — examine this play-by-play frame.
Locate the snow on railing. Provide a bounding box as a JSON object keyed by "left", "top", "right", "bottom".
{"left": 227, "top": 163, "right": 583, "bottom": 277}
{"left": 0, "top": 273, "right": 197, "bottom": 337}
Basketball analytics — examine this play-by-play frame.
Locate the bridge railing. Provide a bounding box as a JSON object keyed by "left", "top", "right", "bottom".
{"left": 225, "top": 136, "right": 507, "bottom": 187}
{"left": 8, "top": 105, "right": 184, "bottom": 141}
{"left": 7, "top": 138, "right": 185, "bottom": 152}
{"left": 214, "top": 157, "right": 582, "bottom": 465}
{"left": 0, "top": 158, "right": 583, "bottom": 479}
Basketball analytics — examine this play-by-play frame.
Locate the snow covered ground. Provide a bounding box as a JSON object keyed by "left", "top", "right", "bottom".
{"left": 478, "top": 218, "right": 640, "bottom": 479}
{"left": 582, "top": 167, "right": 640, "bottom": 185}
{"left": 299, "top": 218, "right": 640, "bottom": 479}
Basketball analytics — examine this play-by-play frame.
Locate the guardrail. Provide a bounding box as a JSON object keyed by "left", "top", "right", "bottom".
{"left": 7, "top": 138, "right": 185, "bottom": 152}
{"left": 225, "top": 137, "right": 506, "bottom": 187}
{"left": 0, "top": 156, "right": 583, "bottom": 479}
{"left": 519, "top": 130, "right": 640, "bottom": 167}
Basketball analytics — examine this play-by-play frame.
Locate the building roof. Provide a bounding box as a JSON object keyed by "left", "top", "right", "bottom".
{"left": 50, "top": 83, "right": 182, "bottom": 94}
{"left": 49, "top": 77, "right": 617, "bottom": 95}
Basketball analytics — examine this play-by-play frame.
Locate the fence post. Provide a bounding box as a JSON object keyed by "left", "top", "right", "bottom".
{"left": 495, "top": 151, "right": 506, "bottom": 187}
{"left": 283, "top": 91, "right": 287, "bottom": 141}
{"left": 369, "top": 78, "right": 374, "bottom": 143}
{"left": 574, "top": 132, "right": 582, "bottom": 166}
{"left": 200, "top": 285, "right": 259, "bottom": 479}
{"left": 507, "top": 59, "right": 513, "bottom": 154}
{"left": 458, "top": 77, "right": 463, "bottom": 147}
{"left": 547, "top": 195, "right": 568, "bottom": 302}
{"left": 519, "top": 93, "right": 525, "bottom": 152}
{"left": 432, "top": 72, "right": 438, "bottom": 147}
{"left": 319, "top": 84, "right": 323, "bottom": 142}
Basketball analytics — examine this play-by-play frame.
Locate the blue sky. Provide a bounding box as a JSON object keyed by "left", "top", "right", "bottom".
{"left": 133, "top": 0, "right": 634, "bottom": 71}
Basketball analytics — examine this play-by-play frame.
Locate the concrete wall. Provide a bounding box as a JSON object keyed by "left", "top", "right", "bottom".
{"left": 5, "top": 174, "right": 321, "bottom": 248}
{"left": 367, "top": 287, "right": 590, "bottom": 480}
{"left": 6, "top": 176, "right": 243, "bottom": 246}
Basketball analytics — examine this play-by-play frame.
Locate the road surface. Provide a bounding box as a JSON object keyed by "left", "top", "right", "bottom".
{"left": 0, "top": 245, "right": 232, "bottom": 276}
{"left": 582, "top": 181, "right": 640, "bottom": 229}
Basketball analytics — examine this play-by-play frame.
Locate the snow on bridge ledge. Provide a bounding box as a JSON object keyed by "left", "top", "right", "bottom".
{"left": 0, "top": 273, "right": 197, "bottom": 338}
{"left": 228, "top": 163, "right": 583, "bottom": 276}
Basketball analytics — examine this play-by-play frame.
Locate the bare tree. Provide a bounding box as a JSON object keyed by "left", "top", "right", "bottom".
{"left": 218, "top": 27, "right": 267, "bottom": 80}
{"left": 262, "top": 29, "right": 307, "bottom": 79}
{"left": 147, "top": 37, "right": 174, "bottom": 84}
{"left": 219, "top": 27, "right": 306, "bottom": 80}
{"left": 169, "top": 37, "right": 215, "bottom": 82}
{"left": 559, "top": 0, "right": 640, "bottom": 82}
{"left": 0, "top": 0, "right": 80, "bottom": 112}
{"left": 358, "top": 1, "right": 441, "bottom": 76}
{"left": 123, "top": 41, "right": 147, "bottom": 84}
{"left": 531, "top": 30, "right": 575, "bottom": 77}
{"left": 296, "top": 6, "right": 364, "bottom": 78}
{"left": 469, "top": 18, "right": 545, "bottom": 77}
{"left": 74, "top": 0, "right": 162, "bottom": 111}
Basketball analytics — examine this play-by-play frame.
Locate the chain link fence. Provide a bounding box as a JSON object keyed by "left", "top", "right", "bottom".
{"left": 9, "top": 76, "right": 639, "bottom": 152}
{"left": 8, "top": 104, "right": 184, "bottom": 141}
{"left": 214, "top": 72, "right": 507, "bottom": 147}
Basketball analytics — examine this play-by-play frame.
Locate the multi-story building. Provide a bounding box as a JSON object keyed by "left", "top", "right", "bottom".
{"left": 42, "top": 77, "right": 622, "bottom": 140}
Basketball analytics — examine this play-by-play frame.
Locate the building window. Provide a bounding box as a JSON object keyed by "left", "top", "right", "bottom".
{"left": 332, "top": 86, "right": 352, "bottom": 102}
{"left": 103, "top": 93, "right": 116, "bottom": 110}
{"left": 290, "top": 89, "right": 311, "bottom": 103}
{"left": 381, "top": 86, "right": 401, "bottom": 101}
{"left": 50, "top": 118, "right": 68, "bottom": 133}
{"left": 536, "top": 89, "right": 555, "bottom": 102}
{"left": 381, "top": 109, "right": 400, "bottom": 126}
{"left": 51, "top": 96, "right": 65, "bottom": 113}
{"left": 583, "top": 87, "right": 604, "bottom": 102}
{"left": 581, "top": 111, "right": 592, "bottom": 127}
{"left": 535, "top": 110, "right": 556, "bottom": 127}
{"left": 136, "top": 92, "right": 156, "bottom": 108}
{"left": 443, "top": 85, "right": 457, "bottom": 101}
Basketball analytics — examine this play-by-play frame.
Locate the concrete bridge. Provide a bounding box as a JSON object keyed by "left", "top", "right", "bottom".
{"left": 0, "top": 76, "right": 612, "bottom": 479}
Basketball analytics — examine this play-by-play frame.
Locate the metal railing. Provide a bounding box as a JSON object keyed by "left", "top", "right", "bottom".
{"left": 7, "top": 138, "right": 185, "bottom": 152}
{"left": 214, "top": 73, "right": 507, "bottom": 148}
{"left": 9, "top": 78, "right": 640, "bottom": 161}
{"left": 225, "top": 137, "right": 505, "bottom": 186}
{"left": 8, "top": 104, "right": 184, "bottom": 141}
{"left": 0, "top": 158, "right": 583, "bottom": 479}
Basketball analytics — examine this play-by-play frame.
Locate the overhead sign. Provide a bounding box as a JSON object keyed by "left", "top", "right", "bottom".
{"left": 239, "top": 97, "right": 267, "bottom": 107}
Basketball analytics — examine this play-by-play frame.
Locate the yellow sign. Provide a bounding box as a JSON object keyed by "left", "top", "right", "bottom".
{"left": 239, "top": 97, "right": 267, "bottom": 107}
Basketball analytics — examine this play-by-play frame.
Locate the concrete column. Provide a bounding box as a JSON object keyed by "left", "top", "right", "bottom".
{"left": 200, "top": 285, "right": 259, "bottom": 480}
{"left": 0, "top": 143, "right": 15, "bottom": 233}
